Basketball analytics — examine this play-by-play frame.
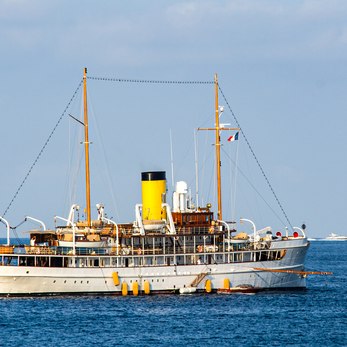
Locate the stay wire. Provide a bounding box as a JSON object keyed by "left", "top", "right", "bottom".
{"left": 10, "top": 218, "right": 27, "bottom": 230}
{"left": 218, "top": 84, "right": 294, "bottom": 230}
{"left": 221, "top": 147, "right": 286, "bottom": 226}
{"left": 2, "top": 80, "right": 83, "bottom": 218}
{"left": 87, "top": 76, "right": 213, "bottom": 85}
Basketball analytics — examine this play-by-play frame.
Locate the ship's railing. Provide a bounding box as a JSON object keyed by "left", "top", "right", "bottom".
{"left": 0, "top": 246, "right": 289, "bottom": 268}
{"left": 120, "top": 226, "right": 213, "bottom": 236}
{"left": 1, "top": 239, "right": 287, "bottom": 257}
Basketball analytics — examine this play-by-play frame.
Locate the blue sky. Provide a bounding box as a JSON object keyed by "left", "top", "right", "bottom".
{"left": 0, "top": 0, "right": 346, "bottom": 238}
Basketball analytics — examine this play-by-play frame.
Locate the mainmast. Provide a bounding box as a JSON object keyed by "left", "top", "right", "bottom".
{"left": 83, "top": 67, "right": 91, "bottom": 226}
{"left": 198, "top": 73, "right": 239, "bottom": 221}
{"left": 214, "top": 74, "right": 222, "bottom": 220}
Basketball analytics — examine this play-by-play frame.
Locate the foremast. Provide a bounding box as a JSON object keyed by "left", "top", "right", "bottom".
{"left": 83, "top": 68, "right": 91, "bottom": 226}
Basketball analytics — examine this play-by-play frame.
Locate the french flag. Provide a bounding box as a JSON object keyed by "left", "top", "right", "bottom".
{"left": 228, "top": 131, "right": 239, "bottom": 142}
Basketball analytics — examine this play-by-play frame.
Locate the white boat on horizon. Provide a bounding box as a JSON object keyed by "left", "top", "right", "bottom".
{"left": 324, "top": 233, "right": 347, "bottom": 241}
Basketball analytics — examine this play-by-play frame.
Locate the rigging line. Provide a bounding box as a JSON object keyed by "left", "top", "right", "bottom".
{"left": 198, "top": 133, "right": 213, "bottom": 205}
{"left": 65, "top": 95, "right": 84, "bottom": 214}
{"left": 0, "top": 220, "right": 21, "bottom": 245}
{"left": 2, "top": 80, "right": 83, "bottom": 217}
{"left": 221, "top": 145, "right": 286, "bottom": 227}
{"left": 218, "top": 84, "right": 293, "bottom": 230}
{"left": 87, "top": 76, "right": 214, "bottom": 85}
{"left": 232, "top": 138, "right": 239, "bottom": 220}
{"left": 88, "top": 92, "right": 120, "bottom": 221}
{"left": 10, "top": 219, "right": 27, "bottom": 230}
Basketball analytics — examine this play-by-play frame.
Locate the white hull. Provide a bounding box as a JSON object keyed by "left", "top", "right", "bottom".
{"left": 324, "top": 233, "right": 347, "bottom": 241}
{"left": 0, "top": 242, "right": 308, "bottom": 295}
{"left": 0, "top": 263, "right": 307, "bottom": 296}
{"left": 324, "top": 237, "right": 347, "bottom": 241}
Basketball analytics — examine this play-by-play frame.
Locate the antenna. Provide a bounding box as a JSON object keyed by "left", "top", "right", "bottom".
{"left": 169, "top": 129, "right": 175, "bottom": 191}
{"left": 194, "top": 129, "right": 199, "bottom": 208}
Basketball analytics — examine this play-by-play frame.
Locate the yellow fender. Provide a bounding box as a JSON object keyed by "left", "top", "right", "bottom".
{"left": 112, "top": 272, "right": 120, "bottom": 286}
{"left": 132, "top": 281, "right": 139, "bottom": 296}
{"left": 121, "top": 281, "right": 128, "bottom": 296}
{"left": 223, "top": 278, "right": 230, "bottom": 290}
{"left": 144, "top": 280, "right": 150, "bottom": 295}
{"left": 205, "top": 279, "right": 212, "bottom": 293}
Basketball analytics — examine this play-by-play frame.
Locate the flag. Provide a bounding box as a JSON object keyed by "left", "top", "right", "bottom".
{"left": 228, "top": 131, "right": 239, "bottom": 142}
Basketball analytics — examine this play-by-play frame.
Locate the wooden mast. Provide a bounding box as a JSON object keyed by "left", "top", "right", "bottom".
{"left": 198, "top": 74, "right": 239, "bottom": 221}
{"left": 214, "top": 74, "right": 222, "bottom": 220}
{"left": 83, "top": 67, "right": 91, "bottom": 226}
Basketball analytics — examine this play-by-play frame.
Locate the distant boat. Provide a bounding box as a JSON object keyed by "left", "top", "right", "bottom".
{"left": 324, "top": 233, "right": 347, "bottom": 241}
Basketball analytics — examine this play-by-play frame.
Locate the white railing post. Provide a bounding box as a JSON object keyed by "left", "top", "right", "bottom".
{"left": 55, "top": 216, "right": 76, "bottom": 256}
{"left": 25, "top": 216, "right": 46, "bottom": 231}
{"left": 240, "top": 218, "right": 257, "bottom": 261}
{"left": 102, "top": 217, "right": 119, "bottom": 255}
{"left": 162, "top": 203, "right": 176, "bottom": 234}
{"left": 293, "top": 226, "right": 306, "bottom": 238}
{"left": 217, "top": 220, "right": 230, "bottom": 263}
{"left": 240, "top": 218, "right": 256, "bottom": 241}
{"left": 0, "top": 216, "right": 10, "bottom": 246}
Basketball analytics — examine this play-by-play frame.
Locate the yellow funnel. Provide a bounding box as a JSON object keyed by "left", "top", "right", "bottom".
{"left": 141, "top": 171, "right": 166, "bottom": 220}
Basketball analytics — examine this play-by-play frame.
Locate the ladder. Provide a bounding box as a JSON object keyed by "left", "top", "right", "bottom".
{"left": 190, "top": 272, "right": 208, "bottom": 287}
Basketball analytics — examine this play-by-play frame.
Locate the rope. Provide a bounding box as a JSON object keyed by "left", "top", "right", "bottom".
{"left": 87, "top": 76, "right": 213, "bottom": 85}
{"left": 218, "top": 84, "right": 294, "bottom": 230}
{"left": 2, "top": 80, "right": 83, "bottom": 217}
{"left": 10, "top": 218, "right": 27, "bottom": 230}
{"left": 221, "top": 147, "right": 286, "bottom": 226}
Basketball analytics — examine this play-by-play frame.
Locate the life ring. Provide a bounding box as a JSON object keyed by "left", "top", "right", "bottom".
{"left": 197, "top": 245, "right": 203, "bottom": 253}
{"left": 209, "top": 226, "right": 214, "bottom": 233}
{"left": 137, "top": 248, "right": 142, "bottom": 255}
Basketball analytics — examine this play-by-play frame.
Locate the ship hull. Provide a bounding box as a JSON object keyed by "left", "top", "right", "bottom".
{"left": 0, "top": 243, "right": 308, "bottom": 296}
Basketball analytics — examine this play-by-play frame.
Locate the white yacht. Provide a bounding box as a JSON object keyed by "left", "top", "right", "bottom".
{"left": 0, "top": 69, "right": 324, "bottom": 296}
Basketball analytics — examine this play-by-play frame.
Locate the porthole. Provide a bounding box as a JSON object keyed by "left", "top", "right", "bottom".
{"left": 53, "top": 280, "right": 56, "bottom": 283}
{"left": 74, "top": 280, "right": 77, "bottom": 284}
{"left": 64, "top": 280, "right": 67, "bottom": 283}
{"left": 81, "top": 281, "right": 83, "bottom": 284}
{"left": 87, "top": 281, "right": 89, "bottom": 284}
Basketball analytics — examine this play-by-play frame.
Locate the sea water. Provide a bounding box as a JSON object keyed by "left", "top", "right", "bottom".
{"left": 0, "top": 241, "right": 345, "bottom": 346}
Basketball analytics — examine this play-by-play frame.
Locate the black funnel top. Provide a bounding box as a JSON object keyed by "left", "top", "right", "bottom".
{"left": 141, "top": 171, "right": 166, "bottom": 181}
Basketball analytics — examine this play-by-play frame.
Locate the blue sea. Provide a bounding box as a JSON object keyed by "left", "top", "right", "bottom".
{"left": 0, "top": 241, "right": 345, "bottom": 346}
